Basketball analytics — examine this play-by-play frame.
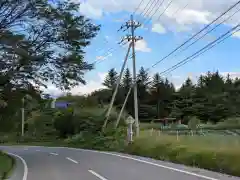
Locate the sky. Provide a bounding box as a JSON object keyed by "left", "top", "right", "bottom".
{"left": 45, "top": 0, "right": 240, "bottom": 97}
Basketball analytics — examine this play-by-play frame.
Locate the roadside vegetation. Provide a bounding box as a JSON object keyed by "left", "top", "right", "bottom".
{"left": 1, "top": 0, "right": 240, "bottom": 178}
{"left": 0, "top": 151, "right": 15, "bottom": 180}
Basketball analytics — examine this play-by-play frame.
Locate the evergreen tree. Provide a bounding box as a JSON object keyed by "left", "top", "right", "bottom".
{"left": 121, "top": 68, "right": 134, "bottom": 114}
{"left": 122, "top": 68, "right": 132, "bottom": 90}
{"left": 103, "top": 68, "right": 118, "bottom": 90}
{"left": 137, "top": 67, "right": 150, "bottom": 103}
{"left": 149, "top": 73, "right": 165, "bottom": 118}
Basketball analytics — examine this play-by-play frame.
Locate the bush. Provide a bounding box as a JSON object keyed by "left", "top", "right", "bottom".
{"left": 53, "top": 108, "right": 75, "bottom": 138}
{"left": 64, "top": 127, "right": 127, "bottom": 151}
{"left": 27, "top": 110, "right": 57, "bottom": 138}
{"left": 125, "top": 134, "right": 240, "bottom": 177}
{"left": 53, "top": 107, "right": 127, "bottom": 138}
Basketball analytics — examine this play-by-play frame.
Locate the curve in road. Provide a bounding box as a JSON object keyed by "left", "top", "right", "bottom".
{"left": 1, "top": 146, "right": 239, "bottom": 180}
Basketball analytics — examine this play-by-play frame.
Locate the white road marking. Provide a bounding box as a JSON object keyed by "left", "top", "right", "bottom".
{"left": 50, "top": 152, "right": 58, "bottom": 156}
{"left": 6, "top": 152, "right": 28, "bottom": 180}
{"left": 66, "top": 157, "right": 78, "bottom": 164}
{"left": 36, "top": 150, "right": 40, "bottom": 152}
{"left": 66, "top": 148, "right": 219, "bottom": 180}
{"left": 24, "top": 148, "right": 28, "bottom": 151}
{"left": 19, "top": 146, "right": 219, "bottom": 180}
{"left": 88, "top": 170, "right": 108, "bottom": 180}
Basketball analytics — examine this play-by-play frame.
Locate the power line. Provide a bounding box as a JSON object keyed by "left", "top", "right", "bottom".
{"left": 156, "top": 0, "right": 175, "bottom": 21}
{"left": 168, "top": 5, "right": 240, "bottom": 61}
{"left": 143, "top": 0, "right": 166, "bottom": 25}
{"left": 133, "top": 0, "right": 145, "bottom": 15}
{"left": 93, "top": 0, "right": 151, "bottom": 66}
{"left": 148, "top": 0, "right": 240, "bottom": 70}
{"left": 142, "top": 0, "right": 160, "bottom": 18}
{"left": 159, "top": 24, "right": 240, "bottom": 75}
{"left": 123, "top": 25, "right": 240, "bottom": 110}
{"left": 171, "top": 2, "right": 189, "bottom": 18}
{"left": 139, "top": 0, "right": 155, "bottom": 17}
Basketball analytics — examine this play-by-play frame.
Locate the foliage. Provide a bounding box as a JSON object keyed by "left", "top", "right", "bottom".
{"left": 188, "top": 116, "right": 201, "bottom": 130}
{"left": 96, "top": 70, "right": 240, "bottom": 124}
{"left": 52, "top": 106, "right": 127, "bottom": 138}
{"left": 0, "top": 151, "right": 15, "bottom": 179}
{"left": 103, "top": 68, "right": 118, "bottom": 89}
{"left": 126, "top": 132, "right": 240, "bottom": 177}
{"left": 0, "top": 0, "right": 100, "bottom": 130}
{"left": 64, "top": 127, "right": 127, "bottom": 151}
{"left": 26, "top": 110, "right": 57, "bottom": 138}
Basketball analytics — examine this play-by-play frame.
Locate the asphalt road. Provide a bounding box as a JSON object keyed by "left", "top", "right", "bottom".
{"left": 1, "top": 146, "right": 240, "bottom": 180}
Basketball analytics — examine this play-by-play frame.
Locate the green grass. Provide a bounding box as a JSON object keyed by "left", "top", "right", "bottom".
{"left": 0, "top": 151, "right": 15, "bottom": 180}
{"left": 126, "top": 130, "right": 240, "bottom": 177}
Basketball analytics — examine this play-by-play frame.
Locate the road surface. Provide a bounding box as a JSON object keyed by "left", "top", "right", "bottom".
{"left": 0, "top": 146, "right": 239, "bottom": 180}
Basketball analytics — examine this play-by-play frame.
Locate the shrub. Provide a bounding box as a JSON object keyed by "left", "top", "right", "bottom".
{"left": 64, "top": 127, "right": 127, "bottom": 151}
{"left": 53, "top": 108, "right": 75, "bottom": 138}
{"left": 54, "top": 107, "right": 127, "bottom": 138}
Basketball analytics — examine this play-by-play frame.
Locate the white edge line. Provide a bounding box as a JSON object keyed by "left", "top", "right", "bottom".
{"left": 66, "top": 157, "right": 78, "bottom": 164}
{"left": 49, "top": 152, "right": 58, "bottom": 156}
{"left": 6, "top": 152, "right": 28, "bottom": 180}
{"left": 9, "top": 146, "right": 218, "bottom": 180}
{"left": 88, "top": 170, "right": 108, "bottom": 180}
{"left": 65, "top": 147, "right": 219, "bottom": 180}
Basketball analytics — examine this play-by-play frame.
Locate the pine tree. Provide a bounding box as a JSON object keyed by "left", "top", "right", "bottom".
{"left": 103, "top": 68, "right": 118, "bottom": 90}
{"left": 137, "top": 67, "right": 150, "bottom": 103}
{"left": 122, "top": 68, "right": 132, "bottom": 90}
{"left": 150, "top": 73, "right": 165, "bottom": 118}
{"left": 121, "top": 68, "right": 133, "bottom": 114}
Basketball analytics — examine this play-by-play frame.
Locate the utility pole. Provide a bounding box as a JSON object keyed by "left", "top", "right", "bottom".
{"left": 119, "top": 15, "right": 142, "bottom": 136}
{"left": 103, "top": 42, "right": 132, "bottom": 130}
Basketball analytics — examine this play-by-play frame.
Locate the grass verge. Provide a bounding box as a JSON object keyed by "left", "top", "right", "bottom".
{"left": 0, "top": 151, "right": 15, "bottom": 180}
{"left": 126, "top": 131, "right": 240, "bottom": 177}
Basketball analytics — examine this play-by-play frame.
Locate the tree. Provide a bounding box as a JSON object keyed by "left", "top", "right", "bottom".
{"left": 1, "top": 0, "right": 100, "bottom": 93}
{"left": 122, "top": 68, "right": 132, "bottom": 90}
{"left": 103, "top": 68, "right": 118, "bottom": 90}
{"left": 121, "top": 68, "right": 133, "bottom": 114}
{"left": 137, "top": 67, "right": 150, "bottom": 103}
{"left": 149, "top": 73, "right": 165, "bottom": 118}
{"left": 0, "top": 0, "right": 100, "bottom": 131}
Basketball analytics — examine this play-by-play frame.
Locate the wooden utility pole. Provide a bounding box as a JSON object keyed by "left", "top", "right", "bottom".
{"left": 118, "top": 15, "right": 142, "bottom": 136}
{"left": 103, "top": 42, "right": 132, "bottom": 130}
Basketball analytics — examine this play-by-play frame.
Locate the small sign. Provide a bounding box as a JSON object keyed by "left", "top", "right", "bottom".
{"left": 125, "top": 116, "right": 135, "bottom": 124}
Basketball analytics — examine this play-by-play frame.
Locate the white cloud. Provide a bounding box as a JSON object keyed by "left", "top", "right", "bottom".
{"left": 42, "top": 72, "right": 108, "bottom": 97}
{"left": 77, "top": 0, "right": 240, "bottom": 33}
{"left": 232, "top": 31, "right": 240, "bottom": 38}
{"left": 152, "top": 23, "right": 166, "bottom": 34}
{"left": 135, "top": 39, "right": 151, "bottom": 52}
{"left": 80, "top": 2, "right": 103, "bottom": 19}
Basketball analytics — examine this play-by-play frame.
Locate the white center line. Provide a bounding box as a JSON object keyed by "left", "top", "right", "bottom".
{"left": 49, "top": 152, "right": 58, "bottom": 156}
{"left": 88, "top": 170, "right": 108, "bottom": 180}
{"left": 66, "top": 157, "right": 78, "bottom": 164}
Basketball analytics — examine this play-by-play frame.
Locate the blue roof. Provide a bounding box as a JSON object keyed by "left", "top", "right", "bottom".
{"left": 55, "top": 102, "right": 70, "bottom": 108}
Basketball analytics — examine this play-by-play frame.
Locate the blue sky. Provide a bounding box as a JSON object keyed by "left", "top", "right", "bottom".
{"left": 46, "top": 0, "right": 240, "bottom": 96}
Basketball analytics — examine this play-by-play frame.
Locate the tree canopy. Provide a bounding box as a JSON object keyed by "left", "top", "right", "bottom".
{"left": 0, "top": 0, "right": 100, "bottom": 128}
